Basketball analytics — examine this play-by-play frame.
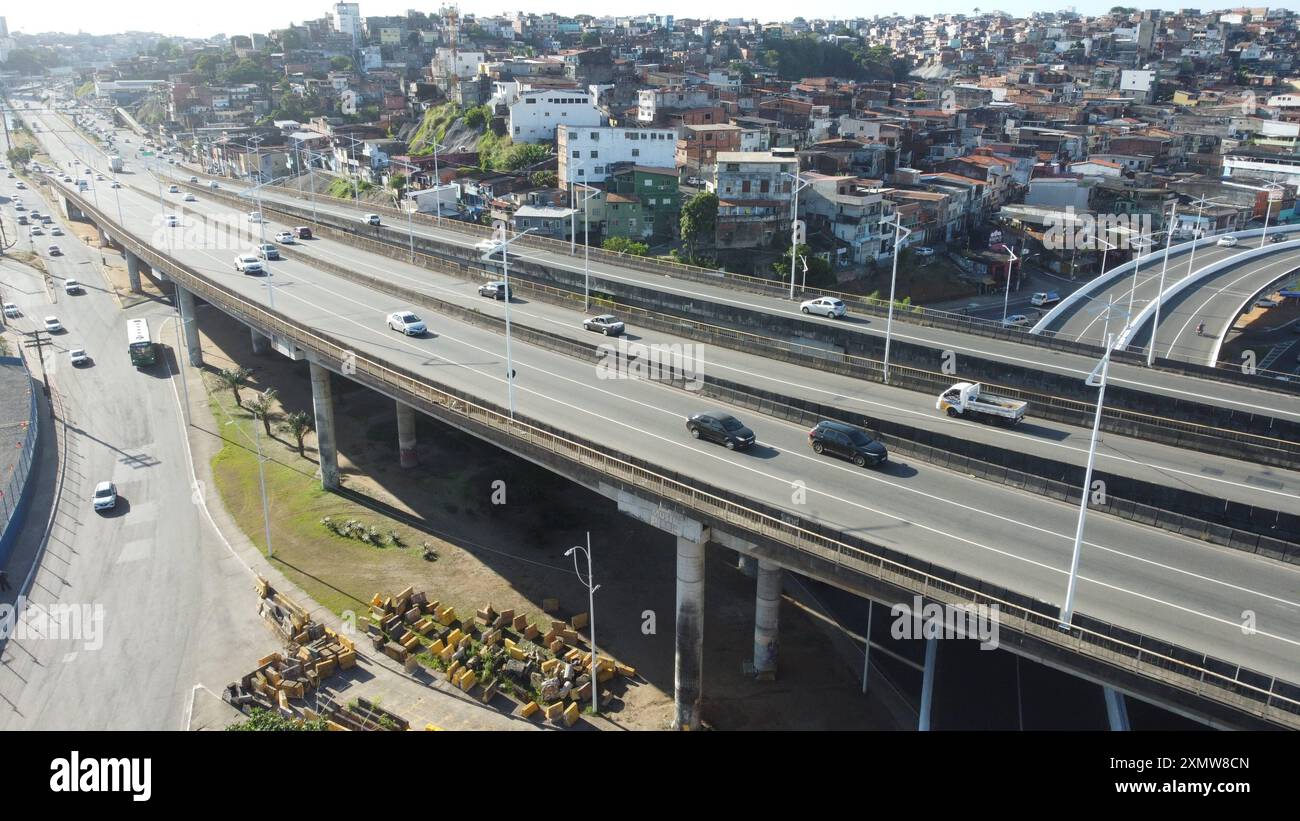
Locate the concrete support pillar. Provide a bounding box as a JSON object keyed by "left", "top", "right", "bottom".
{"left": 124, "top": 250, "right": 144, "bottom": 293}
{"left": 97, "top": 226, "right": 109, "bottom": 247}
{"left": 396, "top": 400, "right": 417, "bottom": 468}
{"left": 752, "top": 559, "right": 781, "bottom": 680}
{"left": 250, "top": 329, "right": 270, "bottom": 355}
{"left": 673, "top": 534, "right": 706, "bottom": 730}
{"left": 918, "top": 633, "right": 939, "bottom": 731}
{"left": 176, "top": 287, "right": 202, "bottom": 367}
{"left": 309, "top": 360, "right": 339, "bottom": 490}
{"left": 737, "top": 554, "right": 757, "bottom": 578}
{"left": 1104, "top": 687, "right": 1131, "bottom": 732}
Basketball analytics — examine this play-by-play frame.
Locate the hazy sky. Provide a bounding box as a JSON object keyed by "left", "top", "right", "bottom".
{"left": 7, "top": 1, "right": 1215, "bottom": 39}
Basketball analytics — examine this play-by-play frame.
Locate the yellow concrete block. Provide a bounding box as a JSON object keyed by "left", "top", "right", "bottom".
{"left": 616, "top": 663, "right": 636, "bottom": 678}
{"left": 563, "top": 702, "right": 580, "bottom": 727}
{"left": 520, "top": 701, "right": 540, "bottom": 719}
{"left": 508, "top": 645, "right": 526, "bottom": 661}
{"left": 429, "top": 639, "right": 445, "bottom": 655}
{"left": 336, "top": 649, "right": 357, "bottom": 670}
{"left": 513, "top": 614, "right": 529, "bottom": 631}
{"left": 504, "top": 638, "right": 517, "bottom": 651}
{"left": 541, "top": 658, "right": 559, "bottom": 675}
{"left": 549, "top": 639, "right": 566, "bottom": 654}
{"left": 571, "top": 612, "right": 589, "bottom": 630}
{"left": 597, "top": 667, "right": 615, "bottom": 684}
{"left": 447, "top": 660, "right": 462, "bottom": 680}
{"left": 544, "top": 702, "right": 565, "bottom": 721}
{"left": 437, "top": 606, "right": 457, "bottom": 625}
{"left": 445, "top": 628, "right": 464, "bottom": 647}
{"left": 424, "top": 723, "right": 444, "bottom": 731}
{"left": 439, "top": 644, "right": 456, "bottom": 662}
{"left": 370, "top": 593, "right": 384, "bottom": 608}
{"left": 459, "top": 670, "right": 478, "bottom": 691}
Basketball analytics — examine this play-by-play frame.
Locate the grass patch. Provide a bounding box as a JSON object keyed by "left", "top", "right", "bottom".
{"left": 409, "top": 102, "right": 459, "bottom": 155}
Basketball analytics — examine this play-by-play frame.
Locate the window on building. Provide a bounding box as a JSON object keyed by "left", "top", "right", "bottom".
{"left": 590, "top": 150, "right": 598, "bottom": 158}
{"left": 515, "top": 126, "right": 521, "bottom": 134}
{"left": 644, "top": 178, "right": 652, "bottom": 187}
{"left": 760, "top": 180, "right": 769, "bottom": 193}
{"left": 632, "top": 149, "right": 639, "bottom": 157}
{"left": 742, "top": 180, "right": 751, "bottom": 193}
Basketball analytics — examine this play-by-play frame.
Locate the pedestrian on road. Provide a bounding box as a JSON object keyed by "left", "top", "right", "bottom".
{"left": 0, "top": 570, "right": 10, "bottom": 592}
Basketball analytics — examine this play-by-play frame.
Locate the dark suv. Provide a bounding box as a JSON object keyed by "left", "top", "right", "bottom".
{"left": 686, "top": 412, "right": 755, "bottom": 450}
{"left": 808, "top": 420, "right": 887, "bottom": 467}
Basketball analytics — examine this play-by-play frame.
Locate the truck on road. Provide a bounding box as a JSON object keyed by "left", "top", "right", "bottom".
{"left": 108, "top": 155, "right": 124, "bottom": 173}
{"left": 936, "top": 382, "right": 1027, "bottom": 425}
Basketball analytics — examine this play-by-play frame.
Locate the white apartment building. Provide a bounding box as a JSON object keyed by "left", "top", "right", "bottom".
{"left": 637, "top": 87, "right": 717, "bottom": 123}
{"left": 334, "top": 3, "right": 362, "bottom": 42}
{"left": 557, "top": 125, "right": 677, "bottom": 184}
{"left": 509, "top": 88, "right": 603, "bottom": 144}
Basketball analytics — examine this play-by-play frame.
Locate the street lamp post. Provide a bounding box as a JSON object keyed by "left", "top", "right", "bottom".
{"left": 483, "top": 225, "right": 535, "bottom": 418}
{"left": 995, "top": 243, "right": 1019, "bottom": 324}
{"left": 1146, "top": 201, "right": 1178, "bottom": 367}
{"left": 1260, "top": 182, "right": 1284, "bottom": 247}
{"left": 881, "top": 210, "right": 913, "bottom": 385}
{"left": 1060, "top": 299, "right": 1116, "bottom": 629}
{"left": 572, "top": 178, "right": 599, "bottom": 311}
{"left": 226, "top": 404, "right": 274, "bottom": 559}
{"left": 564, "top": 532, "right": 601, "bottom": 717}
{"left": 784, "top": 168, "right": 810, "bottom": 300}
{"left": 390, "top": 158, "right": 419, "bottom": 262}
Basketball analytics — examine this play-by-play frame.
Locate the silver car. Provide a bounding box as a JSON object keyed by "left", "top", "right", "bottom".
{"left": 800, "top": 297, "right": 847, "bottom": 318}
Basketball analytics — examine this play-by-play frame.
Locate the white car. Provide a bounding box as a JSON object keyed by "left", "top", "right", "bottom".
{"left": 913, "top": 246, "right": 936, "bottom": 258}
{"left": 48, "top": 245, "right": 62, "bottom": 256}
{"left": 63, "top": 279, "right": 80, "bottom": 293}
{"left": 247, "top": 211, "right": 265, "bottom": 223}
{"left": 50, "top": 226, "right": 63, "bottom": 236}
{"left": 800, "top": 297, "right": 847, "bottom": 318}
{"left": 274, "top": 231, "right": 295, "bottom": 244}
{"left": 583, "top": 314, "right": 625, "bottom": 336}
{"left": 183, "top": 193, "right": 197, "bottom": 202}
{"left": 164, "top": 215, "right": 180, "bottom": 227}
{"left": 1216, "top": 235, "right": 1238, "bottom": 247}
{"left": 43, "top": 316, "right": 63, "bottom": 332}
{"left": 14, "top": 180, "right": 25, "bottom": 189}
{"left": 208, "top": 180, "right": 220, "bottom": 189}
{"left": 168, "top": 184, "right": 179, "bottom": 193}
{"left": 1002, "top": 314, "right": 1031, "bottom": 328}
{"left": 387, "top": 311, "right": 426, "bottom": 336}
{"left": 234, "top": 254, "right": 263, "bottom": 274}
{"left": 69, "top": 348, "right": 89, "bottom": 366}
{"left": 363, "top": 213, "right": 381, "bottom": 226}
{"left": 475, "top": 238, "right": 503, "bottom": 254}
{"left": 2, "top": 302, "right": 19, "bottom": 318}
{"left": 95, "top": 173, "right": 104, "bottom": 180}
{"left": 92, "top": 481, "right": 117, "bottom": 511}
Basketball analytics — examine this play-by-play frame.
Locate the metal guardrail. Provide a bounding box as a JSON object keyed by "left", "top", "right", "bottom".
{"left": 59, "top": 182, "right": 1300, "bottom": 728}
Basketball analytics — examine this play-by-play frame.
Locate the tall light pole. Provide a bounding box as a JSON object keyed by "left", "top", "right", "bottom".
{"left": 226, "top": 406, "right": 274, "bottom": 559}
{"left": 881, "top": 209, "right": 912, "bottom": 385}
{"left": 1146, "top": 201, "right": 1178, "bottom": 367}
{"left": 784, "top": 167, "right": 810, "bottom": 300}
{"left": 482, "top": 225, "right": 535, "bottom": 418}
{"left": 1260, "top": 182, "right": 1284, "bottom": 247}
{"left": 1184, "top": 195, "right": 1230, "bottom": 279}
{"left": 564, "top": 532, "right": 600, "bottom": 717}
{"left": 995, "top": 242, "right": 1019, "bottom": 324}
{"left": 1060, "top": 299, "right": 1115, "bottom": 630}
{"left": 572, "top": 178, "right": 599, "bottom": 311}
{"left": 390, "top": 158, "right": 419, "bottom": 262}
{"left": 431, "top": 140, "right": 446, "bottom": 226}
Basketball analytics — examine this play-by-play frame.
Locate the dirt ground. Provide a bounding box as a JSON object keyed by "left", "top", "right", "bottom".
{"left": 189, "top": 301, "right": 897, "bottom": 730}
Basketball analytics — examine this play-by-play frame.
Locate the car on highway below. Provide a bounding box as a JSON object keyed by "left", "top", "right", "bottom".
{"left": 2, "top": 303, "right": 19, "bottom": 318}
{"left": 48, "top": 245, "right": 62, "bottom": 256}
{"left": 800, "top": 296, "right": 846, "bottom": 318}
{"left": 1030, "top": 291, "right": 1060, "bottom": 307}
{"left": 583, "top": 314, "right": 625, "bottom": 336}
{"left": 808, "top": 420, "right": 888, "bottom": 467}
{"left": 83, "top": 168, "right": 92, "bottom": 175}
{"left": 686, "top": 412, "right": 755, "bottom": 451}
{"left": 274, "top": 231, "right": 294, "bottom": 244}
{"left": 13, "top": 202, "right": 24, "bottom": 211}
{"left": 1255, "top": 297, "right": 1281, "bottom": 309}
{"left": 257, "top": 243, "right": 281, "bottom": 260}
{"left": 1267, "top": 233, "right": 1285, "bottom": 243}
{"left": 43, "top": 316, "right": 63, "bottom": 333}
{"left": 387, "top": 311, "right": 426, "bottom": 336}
{"left": 913, "top": 246, "right": 936, "bottom": 258}
{"left": 362, "top": 213, "right": 381, "bottom": 226}
{"left": 1216, "top": 235, "right": 1239, "bottom": 247}
{"left": 15, "top": 180, "right": 25, "bottom": 189}
{"left": 164, "top": 215, "right": 180, "bottom": 227}
{"left": 189, "top": 176, "right": 198, "bottom": 184}
{"left": 69, "top": 348, "right": 89, "bottom": 366}
{"left": 183, "top": 192, "right": 196, "bottom": 202}
{"left": 15, "top": 215, "right": 27, "bottom": 226}
{"left": 95, "top": 173, "right": 104, "bottom": 181}
{"left": 111, "top": 181, "right": 121, "bottom": 188}
{"left": 92, "top": 481, "right": 117, "bottom": 511}
{"left": 293, "top": 226, "right": 312, "bottom": 239}
{"left": 248, "top": 211, "right": 265, "bottom": 223}
{"left": 234, "top": 254, "right": 263, "bottom": 274}
{"left": 29, "top": 225, "right": 43, "bottom": 237}
{"left": 62, "top": 175, "right": 73, "bottom": 183}
{"left": 168, "top": 184, "right": 179, "bottom": 193}
{"left": 208, "top": 180, "right": 219, "bottom": 189}
{"left": 40, "top": 215, "right": 51, "bottom": 224}
{"left": 478, "top": 281, "right": 510, "bottom": 300}
{"left": 63, "top": 279, "right": 80, "bottom": 293}
{"left": 1001, "top": 314, "right": 1031, "bottom": 328}
{"left": 50, "top": 226, "right": 63, "bottom": 236}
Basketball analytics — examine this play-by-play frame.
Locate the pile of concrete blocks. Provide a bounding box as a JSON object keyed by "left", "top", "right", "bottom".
{"left": 312, "top": 694, "right": 410, "bottom": 732}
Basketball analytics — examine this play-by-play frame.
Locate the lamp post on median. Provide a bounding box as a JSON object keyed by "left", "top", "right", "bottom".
{"left": 390, "top": 158, "right": 419, "bottom": 262}
{"left": 994, "top": 242, "right": 1019, "bottom": 324}
{"left": 1260, "top": 182, "right": 1284, "bottom": 248}
{"left": 1184, "top": 195, "right": 1231, "bottom": 280}
{"left": 1060, "top": 298, "right": 1116, "bottom": 630}
{"left": 226, "top": 404, "right": 274, "bottom": 559}
{"left": 1146, "top": 200, "right": 1179, "bottom": 367}
{"left": 482, "top": 225, "right": 535, "bottom": 418}
{"left": 572, "top": 178, "right": 600, "bottom": 311}
{"left": 784, "top": 166, "right": 810, "bottom": 300}
{"left": 564, "top": 532, "right": 601, "bottom": 717}
{"left": 881, "top": 208, "right": 913, "bottom": 385}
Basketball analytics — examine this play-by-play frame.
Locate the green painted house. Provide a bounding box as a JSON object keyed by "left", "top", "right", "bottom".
{"left": 605, "top": 164, "right": 680, "bottom": 241}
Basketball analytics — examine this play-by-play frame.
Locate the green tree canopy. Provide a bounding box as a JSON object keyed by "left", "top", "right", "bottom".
{"left": 680, "top": 192, "right": 719, "bottom": 259}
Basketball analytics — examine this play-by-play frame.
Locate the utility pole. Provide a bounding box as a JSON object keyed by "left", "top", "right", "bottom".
{"left": 22, "top": 330, "right": 52, "bottom": 396}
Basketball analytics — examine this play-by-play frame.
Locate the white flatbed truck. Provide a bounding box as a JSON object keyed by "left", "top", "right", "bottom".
{"left": 936, "top": 382, "right": 1027, "bottom": 425}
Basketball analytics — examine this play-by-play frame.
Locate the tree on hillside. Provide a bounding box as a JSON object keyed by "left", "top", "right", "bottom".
{"left": 773, "top": 244, "right": 834, "bottom": 289}
{"left": 501, "top": 142, "right": 549, "bottom": 172}
{"left": 680, "top": 192, "right": 718, "bottom": 259}
{"left": 529, "top": 170, "right": 557, "bottom": 188}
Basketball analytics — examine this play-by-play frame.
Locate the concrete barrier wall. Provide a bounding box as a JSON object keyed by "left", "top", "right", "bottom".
{"left": 0, "top": 360, "right": 40, "bottom": 568}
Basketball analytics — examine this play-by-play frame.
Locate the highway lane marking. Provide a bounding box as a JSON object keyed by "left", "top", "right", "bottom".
{"left": 51, "top": 111, "right": 1300, "bottom": 661}
{"left": 271, "top": 224, "right": 1300, "bottom": 507}
{"left": 261, "top": 186, "right": 1300, "bottom": 422}
{"left": 214, "top": 253, "right": 1300, "bottom": 634}
{"left": 1161, "top": 254, "right": 1300, "bottom": 358}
